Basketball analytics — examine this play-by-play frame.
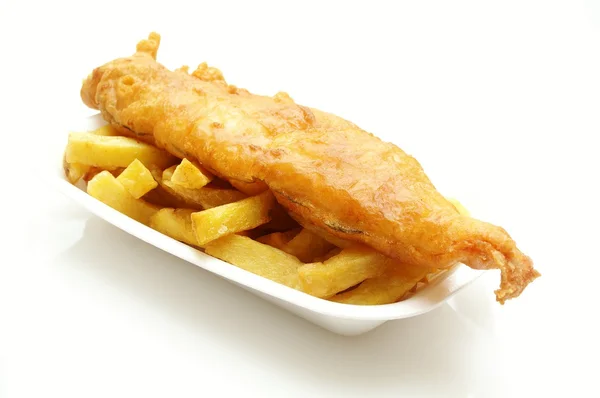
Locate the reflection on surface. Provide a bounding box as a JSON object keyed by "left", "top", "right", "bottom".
{"left": 53, "top": 216, "right": 505, "bottom": 397}
{"left": 447, "top": 271, "right": 499, "bottom": 333}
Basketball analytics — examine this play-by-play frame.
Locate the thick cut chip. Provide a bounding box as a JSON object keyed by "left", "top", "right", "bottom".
{"left": 313, "top": 247, "right": 343, "bottom": 263}
{"left": 89, "top": 125, "right": 118, "bottom": 136}
{"left": 149, "top": 208, "right": 199, "bottom": 247}
{"left": 162, "top": 165, "right": 177, "bottom": 181}
{"left": 146, "top": 166, "right": 200, "bottom": 209}
{"left": 170, "top": 158, "right": 213, "bottom": 189}
{"left": 116, "top": 159, "right": 158, "bottom": 199}
{"left": 83, "top": 167, "right": 124, "bottom": 182}
{"left": 63, "top": 156, "right": 90, "bottom": 184}
{"left": 143, "top": 185, "right": 196, "bottom": 209}
{"left": 282, "top": 228, "right": 335, "bottom": 263}
{"left": 87, "top": 171, "right": 159, "bottom": 225}
{"left": 298, "top": 245, "right": 390, "bottom": 298}
{"left": 161, "top": 166, "right": 246, "bottom": 209}
{"left": 163, "top": 181, "right": 247, "bottom": 209}
{"left": 191, "top": 191, "right": 275, "bottom": 245}
{"left": 205, "top": 234, "right": 301, "bottom": 288}
{"left": 256, "top": 229, "right": 300, "bottom": 251}
{"left": 65, "top": 132, "right": 177, "bottom": 169}
{"left": 329, "top": 265, "right": 432, "bottom": 305}
{"left": 148, "top": 167, "right": 202, "bottom": 209}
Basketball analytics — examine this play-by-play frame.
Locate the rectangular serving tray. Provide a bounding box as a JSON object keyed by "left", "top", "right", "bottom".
{"left": 50, "top": 114, "right": 483, "bottom": 336}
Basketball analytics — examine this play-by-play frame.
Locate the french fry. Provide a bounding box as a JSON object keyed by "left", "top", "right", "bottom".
{"left": 116, "top": 159, "right": 158, "bottom": 199}
{"left": 281, "top": 228, "right": 335, "bottom": 263}
{"left": 298, "top": 245, "right": 390, "bottom": 298}
{"left": 87, "top": 171, "right": 159, "bottom": 225}
{"left": 63, "top": 154, "right": 90, "bottom": 184}
{"left": 205, "top": 234, "right": 301, "bottom": 288}
{"left": 164, "top": 181, "right": 248, "bottom": 209}
{"left": 170, "top": 158, "right": 213, "bottom": 189}
{"left": 256, "top": 229, "right": 300, "bottom": 250}
{"left": 229, "top": 180, "right": 268, "bottom": 195}
{"left": 68, "top": 164, "right": 90, "bottom": 184}
{"left": 143, "top": 185, "right": 198, "bottom": 209}
{"left": 83, "top": 167, "right": 124, "bottom": 182}
{"left": 256, "top": 232, "right": 287, "bottom": 249}
{"left": 149, "top": 208, "right": 200, "bottom": 247}
{"left": 65, "top": 132, "right": 177, "bottom": 169}
{"left": 162, "top": 165, "right": 177, "bottom": 182}
{"left": 89, "top": 125, "right": 118, "bottom": 136}
{"left": 235, "top": 230, "right": 253, "bottom": 238}
{"left": 329, "top": 265, "right": 432, "bottom": 305}
{"left": 146, "top": 166, "right": 202, "bottom": 209}
{"left": 312, "top": 247, "right": 342, "bottom": 263}
{"left": 162, "top": 166, "right": 247, "bottom": 209}
{"left": 191, "top": 191, "right": 275, "bottom": 245}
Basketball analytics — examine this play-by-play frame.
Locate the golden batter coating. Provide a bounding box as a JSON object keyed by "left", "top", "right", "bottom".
{"left": 81, "top": 33, "right": 539, "bottom": 303}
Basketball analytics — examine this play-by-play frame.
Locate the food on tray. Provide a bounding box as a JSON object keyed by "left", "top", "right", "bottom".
{"left": 256, "top": 230, "right": 300, "bottom": 251}
{"left": 160, "top": 166, "right": 247, "bottom": 209}
{"left": 66, "top": 132, "right": 177, "bottom": 170}
{"left": 65, "top": 32, "right": 539, "bottom": 305}
{"left": 330, "top": 266, "right": 434, "bottom": 305}
{"left": 116, "top": 159, "right": 158, "bottom": 199}
{"left": 86, "top": 170, "right": 159, "bottom": 224}
{"left": 169, "top": 158, "right": 214, "bottom": 189}
{"left": 63, "top": 158, "right": 90, "bottom": 185}
{"left": 205, "top": 234, "right": 302, "bottom": 289}
{"left": 149, "top": 208, "right": 199, "bottom": 247}
{"left": 298, "top": 245, "right": 391, "bottom": 298}
{"left": 191, "top": 190, "right": 275, "bottom": 245}
{"left": 281, "top": 229, "right": 334, "bottom": 263}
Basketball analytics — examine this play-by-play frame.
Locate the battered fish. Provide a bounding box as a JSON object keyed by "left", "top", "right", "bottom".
{"left": 81, "top": 33, "right": 539, "bottom": 303}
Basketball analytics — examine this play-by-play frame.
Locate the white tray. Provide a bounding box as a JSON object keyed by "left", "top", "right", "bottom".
{"left": 50, "top": 114, "right": 484, "bottom": 336}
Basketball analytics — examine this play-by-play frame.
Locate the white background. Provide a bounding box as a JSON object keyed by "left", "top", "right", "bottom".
{"left": 1, "top": 0, "right": 599, "bottom": 397}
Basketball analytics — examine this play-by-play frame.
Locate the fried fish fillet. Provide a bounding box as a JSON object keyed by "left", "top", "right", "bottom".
{"left": 81, "top": 33, "right": 539, "bottom": 303}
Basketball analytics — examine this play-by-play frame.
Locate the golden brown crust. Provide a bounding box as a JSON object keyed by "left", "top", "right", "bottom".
{"left": 80, "top": 33, "right": 539, "bottom": 302}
